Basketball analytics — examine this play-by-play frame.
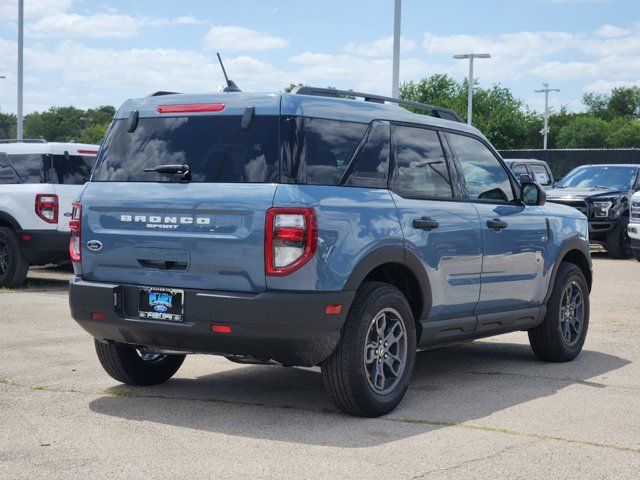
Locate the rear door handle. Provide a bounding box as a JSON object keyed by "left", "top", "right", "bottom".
{"left": 487, "top": 218, "right": 508, "bottom": 230}
{"left": 412, "top": 216, "right": 440, "bottom": 231}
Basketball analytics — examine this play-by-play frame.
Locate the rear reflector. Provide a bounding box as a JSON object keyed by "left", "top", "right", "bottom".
{"left": 157, "top": 103, "right": 225, "bottom": 114}
{"left": 325, "top": 305, "right": 343, "bottom": 315}
{"left": 21, "top": 235, "right": 31, "bottom": 241}
{"left": 91, "top": 312, "right": 105, "bottom": 321}
{"left": 211, "top": 324, "right": 232, "bottom": 334}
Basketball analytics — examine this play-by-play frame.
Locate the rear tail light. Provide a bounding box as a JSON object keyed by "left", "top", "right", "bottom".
{"left": 69, "top": 202, "right": 82, "bottom": 263}
{"left": 35, "top": 194, "right": 58, "bottom": 223}
{"left": 265, "top": 208, "right": 317, "bottom": 276}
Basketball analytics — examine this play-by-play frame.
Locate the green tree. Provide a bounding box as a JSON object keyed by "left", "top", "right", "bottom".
{"left": 0, "top": 112, "right": 17, "bottom": 139}
{"left": 400, "top": 74, "right": 541, "bottom": 149}
{"left": 605, "top": 118, "right": 640, "bottom": 148}
{"left": 608, "top": 86, "right": 640, "bottom": 119}
{"left": 78, "top": 122, "right": 110, "bottom": 144}
{"left": 23, "top": 105, "right": 115, "bottom": 142}
{"left": 556, "top": 116, "right": 608, "bottom": 148}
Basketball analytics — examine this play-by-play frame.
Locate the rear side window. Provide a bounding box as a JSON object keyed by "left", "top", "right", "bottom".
{"left": 282, "top": 116, "right": 368, "bottom": 185}
{"left": 530, "top": 164, "right": 551, "bottom": 186}
{"left": 447, "top": 133, "right": 514, "bottom": 202}
{"left": 52, "top": 154, "right": 95, "bottom": 184}
{"left": 0, "top": 153, "right": 20, "bottom": 184}
{"left": 393, "top": 126, "right": 453, "bottom": 199}
{"left": 5, "top": 154, "right": 48, "bottom": 183}
{"left": 93, "top": 115, "right": 279, "bottom": 183}
{"left": 511, "top": 164, "right": 529, "bottom": 176}
{"left": 344, "top": 121, "right": 390, "bottom": 188}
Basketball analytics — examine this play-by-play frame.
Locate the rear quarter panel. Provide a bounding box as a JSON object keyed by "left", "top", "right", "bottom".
{"left": 268, "top": 185, "right": 403, "bottom": 291}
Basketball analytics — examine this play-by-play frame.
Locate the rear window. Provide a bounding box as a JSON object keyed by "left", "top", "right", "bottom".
{"left": 52, "top": 154, "right": 95, "bottom": 184}
{"left": 93, "top": 115, "right": 279, "bottom": 183}
{"left": 282, "top": 117, "right": 368, "bottom": 185}
{"left": 529, "top": 164, "right": 551, "bottom": 185}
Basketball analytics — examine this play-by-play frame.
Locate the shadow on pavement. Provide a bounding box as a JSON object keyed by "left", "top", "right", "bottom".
{"left": 89, "top": 341, "right": 630, "bottom": 447}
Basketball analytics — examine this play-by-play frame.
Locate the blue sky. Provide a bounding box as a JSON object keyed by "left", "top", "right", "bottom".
{"left": 0, "top": 0, "right": 639, "bottom": 114}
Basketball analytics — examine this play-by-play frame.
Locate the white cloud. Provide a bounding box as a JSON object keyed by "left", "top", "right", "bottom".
{"left": 594, "top": 24, "right": 631, "bottom": 38}
{"left": 204, "top": 26, "right": 287, "bottom": 52}
{"left": 344, "top": 36, "right": 416, "bottom": 57}
{"left": 174, "top": 16, "right": 205, "bottom": 25}
{"left": 529, "top": 61, "right": 602, "bottom": 80}
{"left": 27, "top": 13, "right": 140, "bottom": 39}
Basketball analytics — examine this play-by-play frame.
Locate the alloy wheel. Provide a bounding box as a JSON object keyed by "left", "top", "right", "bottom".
{"left": 363, "top": 307, "right": 408, "bottom": 395}
{"left": 559, "top": 281, "right": 585, "bottom": 346}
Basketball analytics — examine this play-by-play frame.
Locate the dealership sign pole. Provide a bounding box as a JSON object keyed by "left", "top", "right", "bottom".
{"left": 391, "top": 0, "right": 401, "bottom": 98}
{"left": 17, "top": 0, "right": 24, "bottom": 140}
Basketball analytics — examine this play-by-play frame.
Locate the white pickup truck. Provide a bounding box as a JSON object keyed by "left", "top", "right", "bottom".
{"left": 0, "top": 141, "right": 99, "bottom": 287}
{"left": 630, "top": 191, "right": 640, "bottom": 261}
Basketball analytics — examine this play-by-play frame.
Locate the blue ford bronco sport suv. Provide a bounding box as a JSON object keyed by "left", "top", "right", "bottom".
{"left": 69, "top": 87, "right": 592, "bottom": 417}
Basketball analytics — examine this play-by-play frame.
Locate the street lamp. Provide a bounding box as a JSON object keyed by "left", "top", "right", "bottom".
{"left": 17, "top": 0, "right": 24, "bottom": 140}
{"left": 535, "top": 83, "right": 560, "bottom": 150}
{"left": 453, "top": 53, "right": 490, "bottom": 125}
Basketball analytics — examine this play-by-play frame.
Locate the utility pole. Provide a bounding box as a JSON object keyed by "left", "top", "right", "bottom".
{"left": 391, "top": 0, "right": 401, "bottom": 98}
{"left": 453, "top": 53, "right": 491, "bottom": 125}
{"left": 535, "top": 83, "right": 560, "bottom": 150}
{"left": 17, "top": 0, "right": 24, "bottom": 140}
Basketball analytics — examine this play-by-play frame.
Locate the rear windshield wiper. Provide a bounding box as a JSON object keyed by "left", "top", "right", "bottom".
{"left": 144, "top": 164, "right": 191, "bottom": 181}
{"left": 591, "top": 185, "right": 610, "bottom": 189}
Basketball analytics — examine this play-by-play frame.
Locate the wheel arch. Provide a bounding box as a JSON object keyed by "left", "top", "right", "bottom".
{"left": 0, "top": 212, "right": 21, "bottom": 231}
{"left": 344, "top": 245, "right": 432, "bottom": 338}
{"left": 544, "top": 239, "right": 592, "bottom": 305}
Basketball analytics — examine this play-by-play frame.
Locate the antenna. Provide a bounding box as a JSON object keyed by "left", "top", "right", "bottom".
{"left": 216, "top": 52, "right": 241, "bottom": 92}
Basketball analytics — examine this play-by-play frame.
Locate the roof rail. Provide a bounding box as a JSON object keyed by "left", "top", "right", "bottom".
{"left": 291, "top": 86, "right": 464, "bottom": 123}
{"left": 148, "top": 91, "right": 181, "bottom": 97}
{"left": 0, "top": 139, "right": 47, "bottom": 144}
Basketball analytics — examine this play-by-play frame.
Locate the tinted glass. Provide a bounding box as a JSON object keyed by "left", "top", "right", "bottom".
{"left": 394, "top": 126, "right": 452, "bottom": 199}
{"left": 6, "top": 154, "right": 48, "bottom": 183}
{"left": 447, "top": 133, "right": 514, "bottom": 202}
{"left": 511, "top": 164, "right": 528, "bottom": 176}
{"left": 283, "top": 116, "right": 367, "bottom": 185}
{"left": 93, "top": 115, "right": 279, "bottom": 183}
{"left": 529, "top": 164, "right": 551, "bottom": 185}
{"left": 53, "top": 154, "right": 95, "bottom": 184}
{"left": 0, "top": 153, "right": 20, "bottom": 184}
{"left": 556, "top": 166, "right": 638, "bottom": 191}
{"left": 344, "top": 121, "right": 390, "bottom": 187}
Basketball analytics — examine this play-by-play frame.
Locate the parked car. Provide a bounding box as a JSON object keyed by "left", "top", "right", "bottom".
{"left": 68, "top": 87, "right": 592, "bottom": 417}
{"left": 547, "top": 164, "right": 640, "bottom": 259}
{"left": 629, "top": 191, "right": 640, "bottom": 261}
{"left": 0, "top": 140, "right": 99, "bottom": 287}
{"left": 504, "top": 158, "right": 555, "bottom": 189}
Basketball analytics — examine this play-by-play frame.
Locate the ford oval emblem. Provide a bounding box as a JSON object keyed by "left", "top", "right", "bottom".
{"left": 86, "top": 240, "right": 103, "bottom": 251}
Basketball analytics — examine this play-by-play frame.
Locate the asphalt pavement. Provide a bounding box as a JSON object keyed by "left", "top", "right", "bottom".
{"left": 1, "top": 255, "right": 638, "bottom": 479}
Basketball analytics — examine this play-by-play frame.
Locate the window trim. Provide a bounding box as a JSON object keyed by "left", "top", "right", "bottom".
{"left": 388, "top": 122, "right": 458, "bottom": 202}
{"left": 443, "top": 130, "right": 520, "bottom": 206}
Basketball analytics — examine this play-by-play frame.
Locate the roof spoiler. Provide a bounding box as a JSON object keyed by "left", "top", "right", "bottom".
{"left": 291, "top": 86, "right": 464, "bottom": 123}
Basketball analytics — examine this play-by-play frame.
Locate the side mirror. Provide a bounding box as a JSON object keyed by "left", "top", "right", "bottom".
{"left": 521, "top": 181, "right": 546, "bottom": 206}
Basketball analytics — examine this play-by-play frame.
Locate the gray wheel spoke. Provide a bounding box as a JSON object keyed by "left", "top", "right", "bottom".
{"left": 374, "top": 362, "right": 385, "bottom": 390}
{"left": 375, "top": 312, "right": 387, "bottom": 339}
{"left": 365, "top": 342, "right": 378, "bottom": 365}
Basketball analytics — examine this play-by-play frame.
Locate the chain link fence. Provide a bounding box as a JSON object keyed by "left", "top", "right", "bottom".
{"left": 498, "top": 149, "right": 640, "bottom": 179}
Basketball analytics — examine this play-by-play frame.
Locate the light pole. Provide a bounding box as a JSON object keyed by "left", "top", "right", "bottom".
{"left": 17, "top": 0, "right": 24, "bottom": 140}
{"left": 391, "top": 0, "right": 401, "bottom": 98}
{"left": 453, "top": 53, "right": 490, "bottom": 125}
{"left": 535, "top": 83, "right": 560, "bottom": 150}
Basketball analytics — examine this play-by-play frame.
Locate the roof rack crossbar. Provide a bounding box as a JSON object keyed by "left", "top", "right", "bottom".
{"left": 291, "top": 86, "right": 464, "bottom": 123}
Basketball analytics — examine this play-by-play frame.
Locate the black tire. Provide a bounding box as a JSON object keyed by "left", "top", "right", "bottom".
{"left": 321, "top": 282, "right": 416, "bottom": 417}
{"left": 0, "top": 226, "right": 29, "bottom": 288}
{"left": 633, "top": 247, "right": 640, "bottom": 262}
{"left": 94, "top": 339, "right": 185, "bottom": 386}
{"left": 606, "top": 215, "right": 632, "bottom": 259}
{"left": 528, "top": 262, "right": 589, "bottom": 362}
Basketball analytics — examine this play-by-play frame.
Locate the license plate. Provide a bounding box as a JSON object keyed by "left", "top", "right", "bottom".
{"left": 138, "top": 287, "right": 184, "bottom": 322}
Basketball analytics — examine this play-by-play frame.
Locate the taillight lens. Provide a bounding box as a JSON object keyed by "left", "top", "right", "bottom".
{"left": 69, "top": 202, "right": 82, "bottom": 263}
{"left": 265, "top": 208, "right": 317, "bottom": 276}
{"left": 35, "top": 194, "right": 58, "bottom": 223}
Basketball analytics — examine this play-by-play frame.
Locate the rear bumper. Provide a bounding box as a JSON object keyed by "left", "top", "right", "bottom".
{"left": 69, "top": 277, "right": 355, "bottom": 367}
{"left": 17, "top": 229, "right": 69, "bottom": 265}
